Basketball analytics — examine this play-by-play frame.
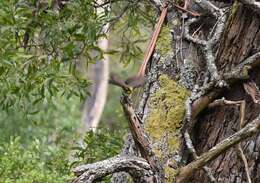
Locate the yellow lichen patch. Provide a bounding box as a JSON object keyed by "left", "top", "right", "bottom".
{"left": 145, "top": 74, "right": 189, "bottom": 142}
{"left": 144, "top": 74, "right": 190, "bottom": 182}
{"left": 230, "top": 0, "right": 239, "bottom": 17}
{"left": 165, "top": 165, "right": 177, "bottom": 182}
{"left": 156, "top": 25, "right": 172, "bottom": 56}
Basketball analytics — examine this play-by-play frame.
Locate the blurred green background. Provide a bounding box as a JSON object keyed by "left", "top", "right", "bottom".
{"left": 0, "top": 0, "right": 156, "bottom": 182}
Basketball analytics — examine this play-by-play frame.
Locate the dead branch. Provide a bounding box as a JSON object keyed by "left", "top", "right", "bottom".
{"left": 171, "top": 2, "right": 200, "bottom": 17}
{"left": 120, "top": 95, "right": 160, "bottom": 174}
{"left": 182, "top": 0, "right": 229, "bottom": 126}
{"left": 191, "top": 51, "right": 260, "bottom": 119}
{"left": 223, "top": 52, "right": 260, "bottom": 80}
{"left": 194, "top": 0, "right": 223, "bottom": 17}
{"left": 175, "top": 114, "right": 260, "bottom": 183}
{"left": 183, "top": 2, "right": 227, "bottom": 86}
{"left": 73, "top": 156, "right": 153, "bottom": 183}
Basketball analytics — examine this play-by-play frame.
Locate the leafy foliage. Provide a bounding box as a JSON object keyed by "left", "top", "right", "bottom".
{"left": 0, "top": 96, "right": 81, "bottom": 144}
{"left": 0, "top": 0, "right": 158, "bottom": 182}
{"left": 72, "top": 129, "right": 125, "bottom": 165}
{"left": 0, "top": 92, "right": 126, "bottom": 182}
{"left": 71, "top": 129, "right": 126, "bottom": 182}
{"left": 0, "top": 137, "right": 71, "bottom": 183}
{"left": 109, "top": 1, "right": 156, "bottom": 65}
{"left": 0, "top": 0, "right": 156, "bottom": 111}
{"left": 0, "top": 95, "right": 80, "bottom": 182}
{"left": 0, "top": 0, "right": 107, "bottom": 110}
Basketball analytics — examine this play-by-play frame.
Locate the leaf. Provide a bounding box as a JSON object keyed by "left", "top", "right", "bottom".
{"left": 104, "top": 49, "right": 120, "bottom": 55}
{"left": 28, "top": 110, "right": 40, "bottom": 115}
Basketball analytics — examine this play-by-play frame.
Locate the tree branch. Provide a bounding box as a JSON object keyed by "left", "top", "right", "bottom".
{"left": 175, "top": 114, "right": 260, "bottom": 183}
{"left": 73, "top": 156, "right": 153, "bottom": 183}
{"left": 183, "top": 2, "right": 227, "bottom": 88}
{"left": 120, "top": 95, "right": 160, "bottom": 173}
{"left": 191, "top": 51, "right": 260, "bottom": 119}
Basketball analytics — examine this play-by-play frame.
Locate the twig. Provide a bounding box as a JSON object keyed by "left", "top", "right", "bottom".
{"left": 243, "top": 81, "right": 260, "bottom": 104}
{"left": 172, "top": 2, "right": 200, "bottom": 17}
{"left": 183, "top": 18, "right": 207, "bottom": 46}
{"left": 238, "top": 144, "right": 252, "bottom": 183}
{"left": 183, "top": 0, "right": 227, "bottom": 87}
{"left": 191, "top": 24, "right": 204, "bottom": 37}
{"left": 194, "top": 0, "right": 223, "bottom": 17}
{"left": 238, "top": 101, "right": 251, "bottom": 183}
{"left": 223, "top": 52, "right": 260, "bottom": 80}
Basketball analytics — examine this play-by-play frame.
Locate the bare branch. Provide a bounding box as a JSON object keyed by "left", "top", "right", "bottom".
{"left": 183, "top": 18, "right": 207, "bottom": 46}
{"left": 243, "top": 81, "right": 260, "bottom": 104}
{"left": 175, "top": 114, "right": 260, "bottom": 183}
{"left": 171, "top": 2, "right": 200, "bottom": 17}
{"left": 73, "top": 156, "right": 153, "bottom": 183}
{"left": 183, "top": 5, "right": 227, "bottom": 86}
{"left": 238, "top": 144, "right": 252, "bottom": 183}
{"left": 120, "top": 95, "right": 160, "bottom": 173}
{"left": 191, "top": 51, "right": 260, "bottom": 119}
{"left": 208, "top": 98, "right": 251, "bottom": 183}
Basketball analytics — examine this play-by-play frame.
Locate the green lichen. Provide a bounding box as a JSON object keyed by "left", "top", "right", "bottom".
{"left": 225, "top": 1, "right": 239, "bottom": 27}
{"left": 156, "top": 25, "right": 172, "bottom": 56}
{"left": 230, "top": 1, "right": 239, "bottom": 17}
{"left": 144, "top": 74, "right": 190, "bottom": 182}
{"left": 145, "top": 75, "right": 189, "bottom": 141}
{"left": 165, "top": 165, "right": 178, "bottom": 182}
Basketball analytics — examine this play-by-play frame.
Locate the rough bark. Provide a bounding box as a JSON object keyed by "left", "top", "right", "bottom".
{"left": 191, "top": 3, "right": 260, "bottom": 183}
{"left": 74, "top": 1, "right": 260, "bottom": 182}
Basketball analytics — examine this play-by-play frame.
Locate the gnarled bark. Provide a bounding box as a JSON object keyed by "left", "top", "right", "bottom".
{"left": 74, "top": 1, "right": 260, "bottom": 182}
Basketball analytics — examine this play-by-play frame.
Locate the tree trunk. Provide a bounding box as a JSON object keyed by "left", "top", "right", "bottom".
{"left": 191, "top": 3, "right": 260, "bottom": 183}
{"left": 114, "top": 1, "right": 260, "bottom": 182}
{"left": 80, "top": 0, "right": 110, "bottom": 132}
{"left": 74, "top": 1, "right": 260, "bottom": 182}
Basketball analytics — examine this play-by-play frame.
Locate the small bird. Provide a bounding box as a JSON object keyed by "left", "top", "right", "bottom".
{"left": 109, "top": 74, "right": 133, "bottom": 94}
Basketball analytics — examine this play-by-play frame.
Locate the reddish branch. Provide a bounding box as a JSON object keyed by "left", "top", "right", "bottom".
{"left": 137, "top": 5, "right": 168, "bottom": 77}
